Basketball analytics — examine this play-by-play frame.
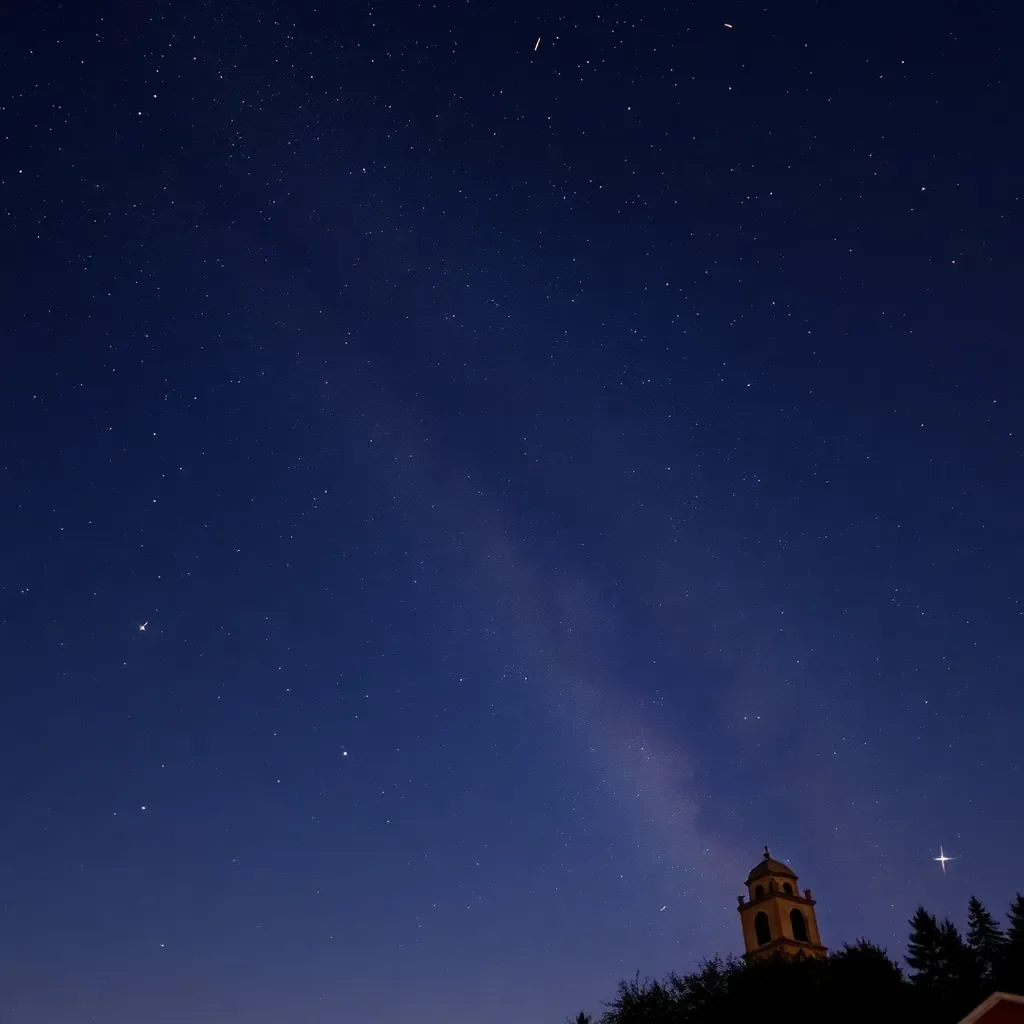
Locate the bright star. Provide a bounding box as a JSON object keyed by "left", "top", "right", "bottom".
{"left": 934, "top": 846, "right": 953, "bottom": 874}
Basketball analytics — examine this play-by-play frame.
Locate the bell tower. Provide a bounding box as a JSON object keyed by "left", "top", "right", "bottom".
{"left": 737, "top": 846, "right": 827, "bottom": 961}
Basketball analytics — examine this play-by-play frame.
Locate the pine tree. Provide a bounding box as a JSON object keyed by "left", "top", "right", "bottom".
{"left": 967, "top": 896, "right": 1006, "bottom": 985}
{"left": 1000, "top": 893, "right": 1024, "bottom": 995}
{"left": 1009, "top": 894, "right": 1024, "bottom": 942}
{"left": 906, "top": 907, "right": 943, "bottom": 983}
{"left": 937, "top": 918, "right": 982, "bottom": 1008}
{"left": 907, "top": 909, "right": 981, "bottom": 1017}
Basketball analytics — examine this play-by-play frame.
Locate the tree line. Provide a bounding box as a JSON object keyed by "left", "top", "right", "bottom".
{"left": 569, "top": 893, "right": 1024, "bottom": 1024}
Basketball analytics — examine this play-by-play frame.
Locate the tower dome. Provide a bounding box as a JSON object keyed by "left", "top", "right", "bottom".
{"left": 745, "top": 846, "right": 798, "bottom": 886}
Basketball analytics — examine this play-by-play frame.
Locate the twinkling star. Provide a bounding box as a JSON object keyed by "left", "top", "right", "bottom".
{"left": 934, "top": 846, "right": 953, "bottom": 874}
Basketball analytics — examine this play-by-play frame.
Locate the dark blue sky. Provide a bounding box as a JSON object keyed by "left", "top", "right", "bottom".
{"left": 2, "top": 4, "right": 1021, "bottom": 1022}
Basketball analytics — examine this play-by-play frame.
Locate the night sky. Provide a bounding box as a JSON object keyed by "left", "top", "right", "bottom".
{"left": 2, "top": 4, "right": 1022, "bottom": 1022}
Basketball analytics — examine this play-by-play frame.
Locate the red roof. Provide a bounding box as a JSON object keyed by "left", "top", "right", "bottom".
{"left": 958, "top": 993, "right": 1024, "bottom": 1024}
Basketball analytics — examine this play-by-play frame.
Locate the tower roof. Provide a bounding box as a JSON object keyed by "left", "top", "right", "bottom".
{"left": 745, "top": 845, "right": 798, "bottom": 885}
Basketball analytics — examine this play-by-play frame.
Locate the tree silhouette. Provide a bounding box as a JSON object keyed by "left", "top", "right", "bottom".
{"left": 576, "top": 892, "right": 1023, "bottom": 1024}
{"left": 829, "top": 939, "right": 907, "bottom": 1001}
{"left": 939, "top": 918, "right": 983, "bottom": 1014}
{"left": 1008, "top": 894, "right": 1024, "bottom": 944}
{"left": 820, "top": 942, "right": 918, "bottom": 1023}
{"left": 598, "top": 973, "right": 676, "bottom": 1023}
{"left": 1000, "top": 893, "right": 1024, "bottom": 995}
{"left": 967, "top": 896, "right": 1006, "bottom": 984}
{"left": 668, "top": 955, "right": 743, "bottom": 1018}
{"left": 906, "top": 907, "right": 944, "bottom": 983}
{"left": 593, "top": 945, "right": 922, "bottom": 1023}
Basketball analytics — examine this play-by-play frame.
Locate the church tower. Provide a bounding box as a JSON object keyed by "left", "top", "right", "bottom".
{"left": 737, "top": 846, "right": 827, "bottom": 961}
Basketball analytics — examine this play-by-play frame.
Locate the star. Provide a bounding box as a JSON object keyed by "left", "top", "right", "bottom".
{"left": 934, "top": 846, "right": 953, "bottom": 874}
{"left": 139, "top": 621, "right": 148, "bottom": 632}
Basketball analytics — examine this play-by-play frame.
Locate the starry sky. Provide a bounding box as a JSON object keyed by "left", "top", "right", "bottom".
{"left": 2, "top": 3, "right": 1022, "bottom": 1022}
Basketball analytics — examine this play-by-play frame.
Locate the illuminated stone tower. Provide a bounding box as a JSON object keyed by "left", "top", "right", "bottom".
{"left": 737, "top": 846, "right": 827, "bottom": 961}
